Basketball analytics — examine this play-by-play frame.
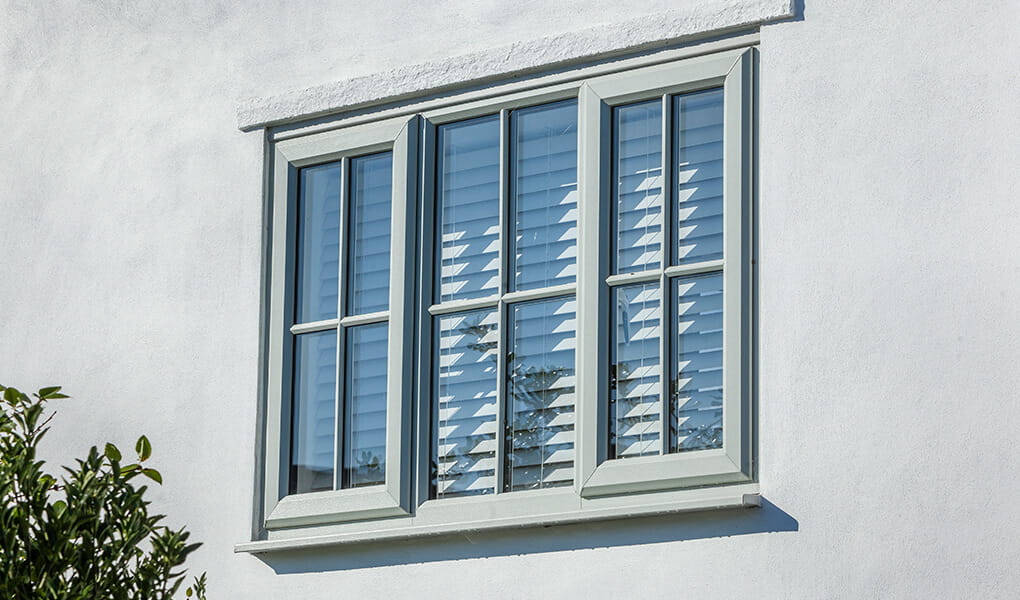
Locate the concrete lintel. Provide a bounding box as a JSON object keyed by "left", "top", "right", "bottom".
{"left": 236, "top": 0, "right": 794, "bottom": 131}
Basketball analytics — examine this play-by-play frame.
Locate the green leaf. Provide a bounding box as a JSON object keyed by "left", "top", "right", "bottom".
{"left": 142, "top": 468, "right": 163, "bottom": 484}
{"left": 53, "top": 500, "right": 67, "bottom": 516}
{"left": 136, "top": 435, "right": 152, "bottom": 462}
{"left": 3, "top": 387, "right": 21, "bottom": 404}
{"left": 38, "top": 386, "right": 64, "bottom": 399}
{"left": 104, "top": 443, "right": 122, "bottom": 462}
{"left": 119, "top": 463, "right": 139, "bottom": 475}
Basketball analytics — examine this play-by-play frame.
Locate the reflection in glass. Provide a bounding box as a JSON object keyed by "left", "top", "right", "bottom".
{"left": 289, "top": 331, "right": 337, "bottom": 494}
{"left": 614, "top": 101, "right": 663, "bottom": 274}
{"left": 436, "top": 116, "right": 501, "bottom": 303}
{"left": 510, "top": 101, "right": 578, "bottom": 291}
{"left": 506, "top": 296, "right": 576, "bottom": 490}
{"left": 671, "top": 273, "right": 723, "bottom": 452}
{"left": 343, "top": 323, "right": 388, "bottom": 487}
{"left": 674, "top": 88, "right": 724, "bottom": 265}
{"left": 296, "top": 163, "right": 341, "bottom": 323}
{"left": 347, "top": 153, "right": 392, "bottom": 315}
{"left": 433, "top": 309, "right": 499, "bottom": 498}
{"left": 610, "top": 283, "right": 662, "bottom": 459}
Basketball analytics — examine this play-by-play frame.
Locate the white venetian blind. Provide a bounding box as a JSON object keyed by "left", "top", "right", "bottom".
{"left": 434, "top": 310, "right": 499, "bottom": 497}
{"left": 671, "top": 273, "right": 724, "bottom": 452}
{"left": 506, "top": 297, "right": 576, "bottom": 490}
{"left": 432, "top": 116, "right": 502, "bottom": 497}
{"left": 432, "top": 100, "right": 579, "bottom": 497}
{"left": 614, "top": 100, "right": 663, "bottom": 274}
{"left": 504, "top": 101, "right": 578, "bottom": 490}
{"left": 436, "top": 116, "right": 501, "bottom": 303}
{"left": 510, "top": 101, "right": 579, "bottom": 291}
{"left": 610, "top": 283, "right": 662, "bottom": 458}
{"left": 674, "top": 89, "right": 724, "bottom": 265}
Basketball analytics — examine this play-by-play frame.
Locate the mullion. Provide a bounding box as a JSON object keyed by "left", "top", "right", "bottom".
{"left": 495, "top": 108, "right": 509, "bottom": 494}
{"left": 333, "top": 157, "right": 349, "bottom": 490}
{"left": 660, "top": 93, "right": 672, "bottom": 456}
{"left": 427, "top": 121, "right": 443, "bottom": 499}
{"left": 609, "top": 100, "right": 621, "bottom": 275}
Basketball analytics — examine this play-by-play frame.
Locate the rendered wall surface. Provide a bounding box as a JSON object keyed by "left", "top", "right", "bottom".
{"left": 2, "top": 1, "right": 1019, "bottom": 597}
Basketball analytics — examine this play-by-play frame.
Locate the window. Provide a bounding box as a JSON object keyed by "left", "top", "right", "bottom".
{"left": 253, "top": 45, "right": 756, "bottom": 547}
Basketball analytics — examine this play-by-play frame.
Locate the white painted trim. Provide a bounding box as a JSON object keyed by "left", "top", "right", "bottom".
{"left": 236, "top": 1, "right": 793, "bottom": 130}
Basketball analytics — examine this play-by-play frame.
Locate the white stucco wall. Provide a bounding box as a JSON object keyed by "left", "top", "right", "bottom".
{"left": 2, "top": 1, "right": 1019, "bottom": 597}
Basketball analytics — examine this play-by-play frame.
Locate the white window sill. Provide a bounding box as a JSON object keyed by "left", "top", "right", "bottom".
{"left": 236, "top": 482, "right": 759, "bottom": 554}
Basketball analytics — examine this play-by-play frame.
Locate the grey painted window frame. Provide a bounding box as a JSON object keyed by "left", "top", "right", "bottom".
{"left": 575, "top": 48, "right": 755, "bottom": 497}
{"left": 247, "top": 44, "right": 756, "bottom": 552}
{"left": 264, "top": 116, "right": 418, "bottom": 528}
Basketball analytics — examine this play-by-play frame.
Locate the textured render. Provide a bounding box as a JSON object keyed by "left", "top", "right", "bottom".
{"left": 3, "top": 0, "right": 1020, "bottom": 598}
{"left": 236, "top": 0, "right": 794, "bottom": 130}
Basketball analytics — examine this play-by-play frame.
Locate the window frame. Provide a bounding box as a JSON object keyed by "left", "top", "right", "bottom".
{"left": 575, "top": 48, "right": 755, "bottom": 497}
{"left": 248, "top": 44, "right": 757, "bottom": 550}
{"left": 263, "top": 115, "right": 418, "bottom": 528}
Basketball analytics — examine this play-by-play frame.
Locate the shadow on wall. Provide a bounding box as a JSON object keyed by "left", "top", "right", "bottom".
{"left": 254, "top": 498, "right": 797, "bottom": 574}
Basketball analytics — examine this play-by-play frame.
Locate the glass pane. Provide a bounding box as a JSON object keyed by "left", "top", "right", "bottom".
{"left": 510, "top": 101, "right": 578, "bottom": 291}
{"left": 342, "top": 323, "right": 388, "bottom": 487}
{"left": 611, "top": 283, "right": 662, "bottom": 459}
{"left": 433, "top": 309, "right": 499, "bottom": 498}
{"left": 289, "top": 330, "right": 337, "bottom": 494}
{"left": 296, "top": 163, "right": 341, "bottom": 323}
{"left": 673, "top": 88, "right": 724, "bottom": 265}
{"left": 436, "top": 116, "right": 501, "bottom": 303}
{"left": 347, "top": 152, "right": 392, "bottom": 315}
{"left": 506, "top": 296, "right": 576, "bottom": 491}
{"left": 614, "top": 101, "right": 663, "bottom": 274}
{"left": 671, "top": 272, "right": 723, "bottom": 452}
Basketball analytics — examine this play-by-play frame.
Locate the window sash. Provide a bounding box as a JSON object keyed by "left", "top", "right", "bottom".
{"left": 575, "top": 47, "right": 754, "bottom": 498}
{"left": 426, "top": 100, "right": 580, "bottom": 498}
{"left": 264, "top": 116, "right": 417, "bottom": 527}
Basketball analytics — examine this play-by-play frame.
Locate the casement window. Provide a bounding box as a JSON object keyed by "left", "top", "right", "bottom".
{"left": 251, "top": 45, "right": 757, "bottom": 549}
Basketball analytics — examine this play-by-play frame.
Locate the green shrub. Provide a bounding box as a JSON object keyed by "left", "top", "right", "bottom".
{"left": 0, "top": 384, "right": 207, "bottom": 599}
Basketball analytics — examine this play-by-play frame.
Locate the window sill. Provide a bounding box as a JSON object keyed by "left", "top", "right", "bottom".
{"left": 236, "top": 482, "right": 759, "bottom": 553}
